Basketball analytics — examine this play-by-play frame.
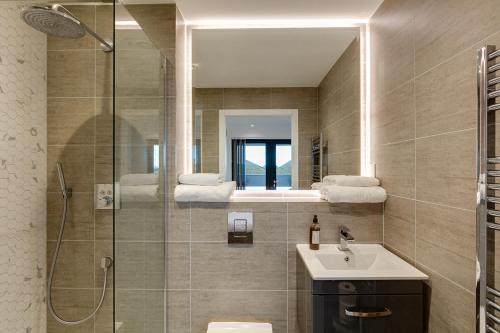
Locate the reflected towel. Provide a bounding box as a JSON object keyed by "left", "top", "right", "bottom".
{"left": 120, "top": 173, "right": 158, "bottom": 186}
{"left": 178, "top": 173, "right": 224, "bottom": 186}
{"left": 121, "top": 185, "right": 159, "bottom": 202}
{"left": 325, "top": 185, "right": 386, "bottom": 203}
{"left": 174, "top": 182, "right": 236, "bottom": 202}
{"left": 323, "top": 175, "right": 379, "bottom": 187}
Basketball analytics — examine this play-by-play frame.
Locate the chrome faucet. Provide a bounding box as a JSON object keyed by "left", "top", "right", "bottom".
{"left": 338, "top": 225, "right": 355, "bottom": 251}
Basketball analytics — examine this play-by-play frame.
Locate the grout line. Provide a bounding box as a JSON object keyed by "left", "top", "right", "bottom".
{"left": 386, "top": 193, "right": 475, "bottom": 213}
{"left": 413, "top": 30, "right": 417, "bottom": 264}
{"left": 416, "top": 262, "right": 475, "bottom": 297}
{"left": 415, "top": 127, "right": 475, "bottom": 141}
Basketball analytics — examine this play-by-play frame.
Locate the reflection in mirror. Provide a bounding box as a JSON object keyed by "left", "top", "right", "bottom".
{"left": 192, "top": 27, "right": 362, "bottom": 190}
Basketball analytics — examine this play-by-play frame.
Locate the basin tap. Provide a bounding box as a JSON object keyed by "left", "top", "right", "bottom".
{"left": 338, "top": 225, "right": 355, "bottom": 251}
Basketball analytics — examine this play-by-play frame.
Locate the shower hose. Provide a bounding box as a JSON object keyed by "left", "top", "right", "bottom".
{"left": 47, "top": 187, "right": 113, "bottom": 326}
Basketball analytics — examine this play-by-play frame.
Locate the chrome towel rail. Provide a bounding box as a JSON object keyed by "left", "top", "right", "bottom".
{"left": 489, "top": 49, "right": 500, "bottom": 60}
{"left": 477, "top": 45, "right": 500, "bottom": 333}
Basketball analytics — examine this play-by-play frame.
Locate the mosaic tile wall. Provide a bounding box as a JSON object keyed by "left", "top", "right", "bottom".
{"left": 0, "top": 3, "right": 47, "bottom": 333}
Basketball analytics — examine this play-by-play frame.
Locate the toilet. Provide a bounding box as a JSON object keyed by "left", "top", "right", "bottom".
{"left": 207, "top": 322, "right": 272, "bottom": 333}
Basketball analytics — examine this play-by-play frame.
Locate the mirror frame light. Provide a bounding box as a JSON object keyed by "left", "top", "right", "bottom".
{"left": 181, "top": 21, "right": 371, "bottom": 178}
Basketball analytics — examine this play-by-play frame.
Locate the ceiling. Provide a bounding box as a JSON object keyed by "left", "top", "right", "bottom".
{"left": 192, "top": 28, "right": 359, "bottom": 88}
{"left": 176, "top": 0, "right": 383, "bottom": 22}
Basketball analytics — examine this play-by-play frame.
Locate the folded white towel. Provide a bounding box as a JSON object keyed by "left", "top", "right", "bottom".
{"left": 178, "top": 173, "right": 224, "bottom": 186}
{"left": 335, "top": 175, "right": 380, "bottom": 187}
{"left": 174, "top": 181, "right": 236, "bottom": 202}
{"left": 311, "top": 182, "right": 323, "bottom": 190}
{"left": 120, "top": 173, "right": 158, "bottom": 186}
{"left": 325, "top": 185, "right": 387, "bottom": 203}
{"left": 322, "top": 175, "right": 344, "bottom": 184}
{"left": 121, "top": 185, "right": 159, "bottom": 202}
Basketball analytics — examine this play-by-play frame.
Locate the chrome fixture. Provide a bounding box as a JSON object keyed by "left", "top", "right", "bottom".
{"left": 476, "top": 44, "right": 500, "bottom": 333}
{"left": 20, "top": 4, "right": 113, "bottom": 52}
{"left": 47, "top": 162, "right": 113, "bottom": 326}
{"left": 338, "top": 225, "right": 354, "bottom": 251}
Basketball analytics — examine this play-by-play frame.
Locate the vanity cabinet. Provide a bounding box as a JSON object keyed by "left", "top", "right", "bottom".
{"left": 296, "top": 255, "right": 424, "bottom": 333}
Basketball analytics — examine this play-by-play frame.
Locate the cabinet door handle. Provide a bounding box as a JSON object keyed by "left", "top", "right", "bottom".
{"left": 345, "top": 307, "right": 392, "bottom": 318}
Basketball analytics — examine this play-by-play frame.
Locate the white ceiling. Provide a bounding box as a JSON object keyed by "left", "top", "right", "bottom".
{"left": 226, "top": 116, "right": 292, "bottom": 139}
{"left": 176, "top": 0, "right": 383, "bottom": 22}
{"left": 192, "top": 28, "right": 359, "bottom": 88}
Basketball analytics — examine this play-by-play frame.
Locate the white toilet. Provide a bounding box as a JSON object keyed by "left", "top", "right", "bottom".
{"left": 207, "top": 322, "right": 272, "bottom": 333}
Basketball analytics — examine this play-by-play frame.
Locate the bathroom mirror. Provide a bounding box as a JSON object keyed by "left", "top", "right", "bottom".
{"left": 191, "top": 26, "right": 365, "bottom": 190}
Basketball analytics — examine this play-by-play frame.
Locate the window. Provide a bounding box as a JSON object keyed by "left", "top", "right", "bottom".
{"left": 232, "top": 139, "right": 292, "bottom": 190}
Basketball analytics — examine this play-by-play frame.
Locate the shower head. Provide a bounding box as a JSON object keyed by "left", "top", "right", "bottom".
{"left": 20, "top": 4, "right": 113, "bottom": 52}
{"left": 21, "top": 5, "right": 85, "bottom": 39}
{"left": 56, "top": 162, "right": 71, "bottom": 198}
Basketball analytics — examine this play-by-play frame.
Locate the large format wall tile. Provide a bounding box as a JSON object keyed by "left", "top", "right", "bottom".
{"left": 415, "top": 129, "right": 476, "bottom": 210}
{"left": 191, "top": 242, "right": 287, "bottom": 290}
{"left": 48, "top": 50, "right": 95, "bottom": 97}
{"left": 383, "top": 195, "right": 415, "bottom": 261}
{"left": 416, "top": 201, "right": 475, "bottom": 292}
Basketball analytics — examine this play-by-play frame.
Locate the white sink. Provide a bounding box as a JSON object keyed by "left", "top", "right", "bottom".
{"left": 296, "top": 244, "right": 428, "bottom": 280}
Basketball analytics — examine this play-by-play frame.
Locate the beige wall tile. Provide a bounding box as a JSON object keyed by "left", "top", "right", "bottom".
{"left": 47, "top": 289, "right": 95, "bottom": 333}
{"left": 167, "top": 291, "right": 190, "bottom": 333}
{"left": 298, "top": 108, "right": 318, "bottom": 134}
{"left": 166, "top": 242, "right": 190, "bottom": 290}
{"left": 125, "top": 4, "right": 176, "bottom": 50}
{"left": 370, "top": 0, "right": 415, "bottom": 94}
{"left": 417, "top": 265, "right": 475, "bottom": 333}
{"left": 328, "top": 112, "right": 360, "bottom": 154}
{"left": 194, "top": 88, "right": 223, "bottom": 110}
{"left": 145, "top": 290, "right": 166, "bottom": 332}
{"left": 271, "top": 87, "right": 317, "bottom": 109}
{"left": 415, "top": 129, "right": 475, "bottom": 210}
{"left": 48, "top": 98, "right": 96, "bottom": 145}
{"left": 48, "top": 50, "right": 95, "bottom": 97}
{"left": 191, "top": 290, "right": 287, "bottom": 333}
{"left": 47, "top": 192, "right": 94, "bottom": 241}
{"left": 414, "top": 0, "right": 500, "bottom": 76}
{"left": 47, "top": 241, "right": 94, "bottom": 288}
{"left": 115, "top": 241, "right": 145, "bottom": 289}
{"left": 146, "top": 242, "right": 166, "bottom": 289}
{"left": 223, "top": 88, "right": 272, "bottom": 109}
{"left": 415, "top": 48, "right": 476, "bottom": 138}
{"left": 327, "top": 150, "right": 360, "bottom": 176}
{"left": 191, "top": 242, "right": 287, "bottom": 290}
{"left": 287, "top": 202, "right": 382, "bottom": 244}
{"left": 47, "top": 145, "right": 95, "bottom": 192}
{"left": 115, "top": 290, "right": 146, "bottom": 333}
{"left": 373, "top": 140, "right": 415, "bottom": 198}
{"left": 95, "top": 50, "right": 114, "bottom": 97}
{"left": 372, "top": 81, "right": 414, "bottom": 146}
{"left": 416, "top": 201, "right": 475, "bottom": 292}
{"left": 167, "top": 198, "right": 190, "bottom": 242}
{"left": 383, "top": 195, "right": 415, "bottom": 260}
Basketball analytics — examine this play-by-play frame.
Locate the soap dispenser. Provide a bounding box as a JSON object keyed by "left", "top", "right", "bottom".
{"left": 309, "top": 215, "right": 320, "bottom": 250}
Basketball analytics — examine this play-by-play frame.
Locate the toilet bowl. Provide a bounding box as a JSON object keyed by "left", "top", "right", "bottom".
{"left": 207, "top": 322, "right": 272, "bottom": 333}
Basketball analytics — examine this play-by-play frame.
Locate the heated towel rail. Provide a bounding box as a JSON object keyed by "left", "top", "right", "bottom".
{"left": 477, "top": 45, "right": 500, "bottom": 333}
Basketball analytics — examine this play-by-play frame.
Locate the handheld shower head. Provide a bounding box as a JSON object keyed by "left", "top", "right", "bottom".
{"left": 56, "top": 162, "right": 71, "bottom": 198}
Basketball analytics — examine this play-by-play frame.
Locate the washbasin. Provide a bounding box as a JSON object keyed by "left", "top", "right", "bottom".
{"left": 296, "top": 244, "right": 428, "bottom": 280}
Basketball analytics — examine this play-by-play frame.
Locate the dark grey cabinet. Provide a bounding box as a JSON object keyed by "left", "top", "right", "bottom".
{"left": 297, "top": 255, "right": 424, "bottom": 333}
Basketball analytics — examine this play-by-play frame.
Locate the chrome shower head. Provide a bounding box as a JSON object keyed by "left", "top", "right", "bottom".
{"left": 21, "top": 5, "right": 85, "bottom": 39}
